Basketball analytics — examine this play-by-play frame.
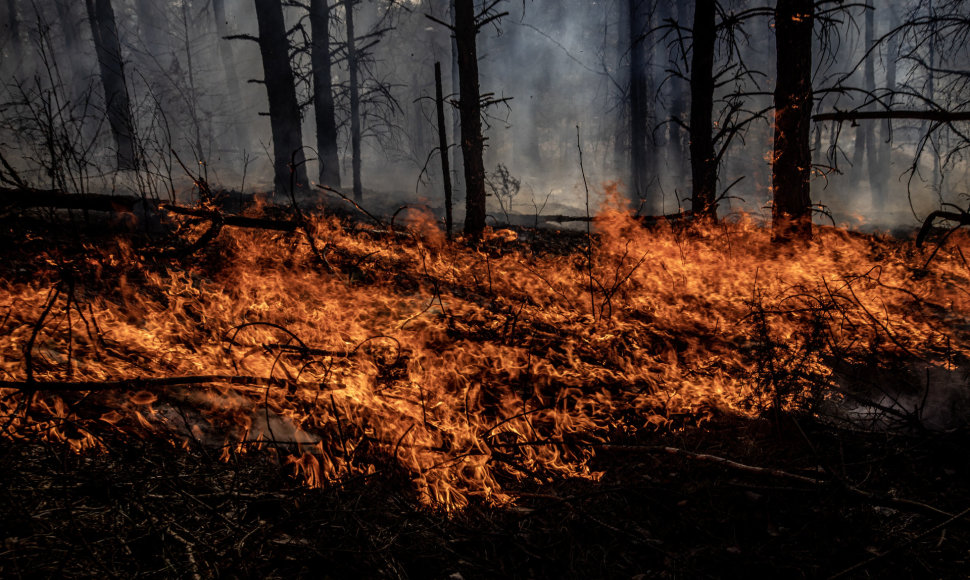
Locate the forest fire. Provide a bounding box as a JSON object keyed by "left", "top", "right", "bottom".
{"left": 3, "top": 195, "right": 969, "bottom": 510}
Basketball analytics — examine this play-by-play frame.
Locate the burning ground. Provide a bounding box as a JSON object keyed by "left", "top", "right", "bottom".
{"left": 2, "top": 197, "right": 970, "bottom": 577}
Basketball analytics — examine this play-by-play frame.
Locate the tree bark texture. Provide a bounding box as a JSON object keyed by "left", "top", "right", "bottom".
{"left": 310, "top": 0, "right": 340, "bottom": 187}
{"left": 771, "top": 0, "right": 814, "bottom": 240}
{"left": 454, "top": 0, "right": 487, "bottom": 238}
{"left": 345, "top": 0, "right": 363, "bottom": 201}
{"left": 254, "top": 0, "right": 308, "bottom": 196}
{"left": 690, "top": 0, "right": 717, "bottom": 219}
{"left": 85, "top": 0, "right": 138, "bottom": 171}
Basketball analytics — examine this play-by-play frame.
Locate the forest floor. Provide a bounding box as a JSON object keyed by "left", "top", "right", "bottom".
{"left": 2, "top": 202, "right": 970, "bottom": 579}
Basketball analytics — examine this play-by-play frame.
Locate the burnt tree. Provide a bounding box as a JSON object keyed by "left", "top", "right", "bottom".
{"left": 345, "top": 0, "right": 363, "bottom": 201}
{"left": 690, "top": 0, "right": 717, "bottom": 219}
{"left": 771, "top": 0, "right": 814, "bottom": 240}
{"left": 254, "top": 0, "right": 308, "bottom": 196}
{"left": 310, "top": 0, "right": 340, "bottom": 187}
{"left": 453, "top": 0, "right": 488, "bottom": 238}
{"left": 85, "top": 0, "right": 137, "bottom": 171}
{"left": 629, "top": 0, "right": 653, "bottom": 204}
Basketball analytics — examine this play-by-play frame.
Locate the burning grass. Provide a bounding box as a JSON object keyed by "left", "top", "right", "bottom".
{"left": 3, "top": 194, "right": 970, "bottom": 511}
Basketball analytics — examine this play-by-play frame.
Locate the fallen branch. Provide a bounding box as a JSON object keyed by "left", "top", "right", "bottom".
{"left": 0, "top": 375, "right": 317, "bottom": 393}
{"left": 915, "top": 209, "right": 970, "bottom": 247}
{"left": 1, "top": 188, "right": 142, "bottom": 212}
{"left": 161, "top": 204, "right": 299, "bottom": 232}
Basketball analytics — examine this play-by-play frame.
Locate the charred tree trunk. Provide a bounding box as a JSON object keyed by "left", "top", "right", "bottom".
{"left": 254, "top": 0, "right": 308, "bottom": 196}
{"left": 876, "top": 7, "right": 900, "bottom": 208}
{"left": 690, "top": 0, "right": 717, "bottom": 219}
{"left": 449, "top": 1, "right": 464, "bottom": 201}
{"left": 85, "top": 0, "right": 138, "bottom": 171}
{"left": 771, "top": 0, "right": 814, "bottom": 240}
{"left": 310, "top": 0, "right": 340, "bottom": 187}
{"left": 629, "top": 0, "right": 651, "bottom": 204}
{"left": 345, "top": 0, "right": 363, "bottom": 201}
{"left": 454, "top": 0, "right": 487, "bottom": 238}
{"left": 435, "top": 62, "right": 453, "bottom": 239}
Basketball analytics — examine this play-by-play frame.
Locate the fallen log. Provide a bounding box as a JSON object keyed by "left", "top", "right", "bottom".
{"left": 1, "top": 188, "right": 142, "bottom": 212}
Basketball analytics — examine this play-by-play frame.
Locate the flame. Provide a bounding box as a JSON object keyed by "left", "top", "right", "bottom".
{"left": 3, "top": 189, "right": 970, "bottom": 509}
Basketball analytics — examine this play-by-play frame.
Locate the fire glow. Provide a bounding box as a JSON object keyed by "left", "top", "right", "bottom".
{"left": 3, "top": 193, "right": 970, "bottom": 510}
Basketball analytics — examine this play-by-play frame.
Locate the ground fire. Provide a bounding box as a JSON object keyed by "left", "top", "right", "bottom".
{"left": 4, "top": 190, "right": 970, "bottom": 513}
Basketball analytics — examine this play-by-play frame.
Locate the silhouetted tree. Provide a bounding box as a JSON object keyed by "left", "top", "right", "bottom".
{"left": 771, "top": 0, "right": 814, "bottom": 240}
{"left": 253, "top": 0, "right": 308, "bottom": 196}
{"left": 85, "top": 0, "right": 137, "bottom": 170}
{"left": 310, "top": 0, "right": 340, "bottom": 187}
{"left": 690, "top": 0, "right": 717, "bottom": 219}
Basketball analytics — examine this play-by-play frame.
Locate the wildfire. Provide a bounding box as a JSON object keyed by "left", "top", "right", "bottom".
{"left": 2, "top": 191, "right": 969, "bottom": 509}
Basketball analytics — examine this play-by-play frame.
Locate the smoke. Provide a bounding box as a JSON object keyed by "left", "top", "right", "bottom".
{"left": 1, "top": 0, "right": 968, "bottom": 231}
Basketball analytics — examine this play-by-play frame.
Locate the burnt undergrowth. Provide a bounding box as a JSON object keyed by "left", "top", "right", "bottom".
{"left": 2, "top": 205, "right": 970, "bottom": 578}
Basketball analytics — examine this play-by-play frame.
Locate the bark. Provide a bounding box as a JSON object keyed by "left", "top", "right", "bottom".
{"left": 771, "top": 0, "right": 814, "bottom": 240}
{"left": 345, "top": 0, "right": 363, "bottom": 201}
{"left": 449, "top": 1, "right": 464, "bottom": 200}
{"left": 690, "top": 0, "right": 717, "bottom": 219}
{"left": 310, "top": 0, "right": 340, "bottom": 187}
{"left": 253, "top": 0, "right": 308, "bottom": 196}
{"left": 628, "top": 0, "right": 651, "bottom": 203}
{"left": 454, "top": 0, "right": 487, "bottom": 238}
{"left": 435, "top": 61, "right": 454, "bottom": 239}
{"left": 85, "top": 0, "right": 138, "bottom": 171}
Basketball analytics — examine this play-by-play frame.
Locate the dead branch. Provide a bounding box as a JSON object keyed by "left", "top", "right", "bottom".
{"left": 813, "top": 110, "right": 970, "bottom": 123}
{"left": 161, "top": 204, "right": 299, "bottom": 232}
{"left": 0, "top": 375, "right": 315, "bottom": 393}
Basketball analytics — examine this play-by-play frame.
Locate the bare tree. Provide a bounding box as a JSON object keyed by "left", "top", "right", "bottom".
{"left": 85, "top": 0, "right": 137, "bottom": 171}
{"left": 453, "top": 0, "right": 490, "bottom": 237}
{"left": 345, "top": 0, "right": 363, "bottom": 201}
{"left": 253, "top": 0, "right": 308, "bottom": 196}
{"left": 771, "top": 0, "right": 814, "bottom": 240}
{"left": 629, "top": 0, "right": 654, "bottom": 204}
{"left": 689, "top": 0, "right": 717, "bottom": 219}
{"left": 310, "top": 0, "right": 340, "bottom": 188}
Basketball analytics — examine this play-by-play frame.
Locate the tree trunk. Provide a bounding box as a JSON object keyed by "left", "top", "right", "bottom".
{"left": 863, "top": 5, "right": 881, "bottom": 208}
{"left": 690, "top": 0, "right": 717, "bottom": 219}
{"left": 310, "top": 0, "right": 340, "bottom": 187}
{"left": 435, "top": 61, "right": 453, "bottom": 239}
{"left": 628, "top": 0, "right": 651, "bottom": 204}
{"left": 253, "top": 0, "right": 308, "bottom": 196}
{"left": 344, "top": 0, "right": 363, "bottom": 201}
{"left": 454, "top": 0, "right": 487, "bottom": 238}
{"left": 876, "top": 6, "right": 900, "bottom": 208}
{"left": 85, "top": 0, "right": 138, "bottom": 171}
{"left": 449, "top": 1, "right": 464, "bottom": 202}
{"left": 771, "top": 0, "right": 814, "bottom": 240}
